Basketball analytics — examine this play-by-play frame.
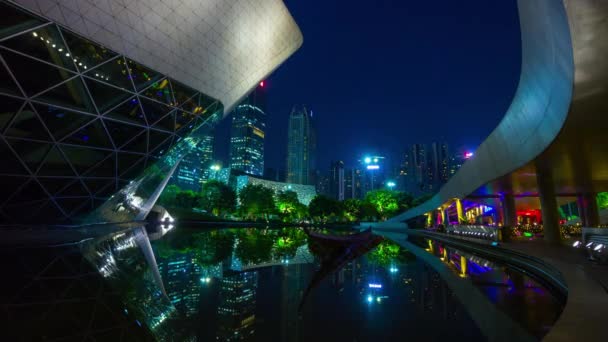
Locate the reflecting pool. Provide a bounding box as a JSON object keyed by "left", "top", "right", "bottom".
{"left": 0, "top": 225, "right": 565, "bottom": 341}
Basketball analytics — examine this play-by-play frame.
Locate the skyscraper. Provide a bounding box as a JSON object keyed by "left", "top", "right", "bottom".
{"left": 429, "top": 142, "right": 450, "bottom": 191}
{"left": 329, "top": 161, "right": 345, "bottom": 201}
{"left": 229, "top": 85, "right": 266, "bottom": 176}
{"left": 287, "top": 105, "right": 315, "bottom": 185}
{"left": 344, "top": 168, "right": 362, "bottom": 200}
{"left": 173, "top": 133, "right": 214, "bottom": 191}
{"left": 401, "top": 143, "right": 451, "bottom": 196}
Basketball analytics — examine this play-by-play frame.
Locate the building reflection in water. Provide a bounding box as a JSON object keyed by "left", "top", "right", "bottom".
{"left": 217, "top": 271, "right": 259, "bottom": 341}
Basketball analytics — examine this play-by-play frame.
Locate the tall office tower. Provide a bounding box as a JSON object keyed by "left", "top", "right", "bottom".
{"left": 156, "top": 252, "right": 202, "bottom": 318}
{"left": 329, "top": 161, "right": 345, "bottom": 201}
{"left": 361, "top": 155, "right": 386, "bottom": 196}
{"left": 345, "top": 168, "right": 363, "bottom": 200}
{"left": 428, "top": 142, "right": 450, "bottom": 191}
{"left": 286, "top": 105, "right": 315, "bottom": 185}
{"left": 449, "top": 150, "right": 469, "bottom": 177}
{"left": 173, "top": 133, "right": 214, "bottom": 191}
{"left": 411, "top": 144, "right": 428, "bottom": 195}
{"left": 216, "top": 272, "right": 258, "bottom": 340}
{"left": 229, "top": 84, "right": 266, "bottom": 176}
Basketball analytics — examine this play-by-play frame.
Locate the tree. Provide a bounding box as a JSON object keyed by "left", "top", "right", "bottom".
{"left": 175, "top": 189, "right": 200, "bottom": 209}
{"left": 238, "top": 184, "right": 276, "bottom": 220}
{"left": 276, "top": 190, "right": 306, "bottom": 222}
{"left": 343, "top": 199, "right": 362, "bottom": 221}
{"left": 365, "top": 189, "right": 399, "bottom": 219}
{"left": 159, "top": 184, "right": 181, "bottom": 207}
{"left": 308, "top": 195, "right": 344, "bottom": 222}
{"left": 200, "top": 180, "right": 236, "bottom": 216}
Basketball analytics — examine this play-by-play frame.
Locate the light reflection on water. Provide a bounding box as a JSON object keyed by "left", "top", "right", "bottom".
{"left": 85, "top": 226, "right": 563, "bottom": 341}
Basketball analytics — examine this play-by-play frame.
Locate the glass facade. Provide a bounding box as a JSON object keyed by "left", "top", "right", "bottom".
{"left": 286, "top": 105, "right": 315, "bottom": 185}
{"left": 229, "top": 104, "right": 265, "bottom": 176}
{"left": 0, "top": 2, "right": 223, "bottom": 223}
{"left": 171, "top": 132, "right": 214, "bottom": 192}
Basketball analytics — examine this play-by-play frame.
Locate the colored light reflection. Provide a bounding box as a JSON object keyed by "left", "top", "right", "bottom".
{"left": 366, "top": 165, "right": 379, "bottom": 170}
{"left": 464, "top": 152, "right": 474, "bottom": 159}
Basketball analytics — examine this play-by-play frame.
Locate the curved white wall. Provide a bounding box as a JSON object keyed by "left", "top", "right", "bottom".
{"left": 389, "top": 0, "right": 575, "bottom": 223}
{"left": 13, "top": 0, "right": 303, "bottom": 113}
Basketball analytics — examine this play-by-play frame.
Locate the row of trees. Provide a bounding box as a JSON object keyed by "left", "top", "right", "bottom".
{"left": 159, "top": 180, "right": 429, "bottom": 222}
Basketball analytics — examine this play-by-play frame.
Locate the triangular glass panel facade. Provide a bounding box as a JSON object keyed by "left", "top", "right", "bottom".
{"left": 4, "top": 103, "right": 52, "bottom": 140}
{"left": 175, "top": 109, "right": 197, "bottom": 132}
{"left": 6, "top": 139, "right": 51, "bottom": 173}
{"left": 55, "top": 180, "right": 90, "bottom": 197}
{"left": 1, "top": 24, "right": 77, "bottom": 71}
{"left": 62, "top": 119, "right": 113, "bottom": 149}
{"left": 38, "top": 177, "right": 74, "bottom": 195}
{"left": 0, "top": 94, "right": 25, "bottom": 132}
{"left": 170, "top": 79, "right": 197, "bottom": 109}
{"left": 0, "top": 138, "right": 27, "bottom": 174}
{"left": 82, "top": 178, "right": 115, "bottom": 197}
{"left": 34, "top": 103, "right": 95, "bottom": 141}
{"left": 151, "top": 111, "right": 176, "bottom": 132}
{"left": 140, "top": 78, "right": 174, "bottom": 105}
{"left": 7, "top": 179, "right": 49, "bottom": 204}
{"left": 85, "top": 57, "right": 134, "bottom": 91}
{"left": 0, "top": 2, "right": 224, "bottom": 223}
{"left": 0, "top": 61, "right": 22, "bottom": 96}
{"left": 148, "top": 130, "right": 173, "bottom": 153}
{"left": 139, "top": 97, "right": 173, "bottom": 130}
{"left": 103, "top": 96, "right": 147, "bottom": 125}
{"left": 60, "top": 28, "right": 117, "bottom": 73}
{"left": 103, "top": 119, "right": 145, "bottom": 149}
{"left": 33, "top": 76, "right": 96, "bottom": 113}
{"left": 125, "top": 58, "right": 163, "bottom": 91}
{"left": 117, "top": 152, "right": 145, "bottom": 178}
{"left": 0, "top": 49, "right": 77, "bottom": 96}
{"left": 61, "top": 146, "right": 113, "bottom": 177}
{"left": 37, "top": 146, "right": 76, "bottom": 177}
{"left": 0, "top": 2, "right": 47, "bottom": 39}
{"left": 0, "top": 175, "right": 28, "bottom": 202}
{"left": 84, "top": 77, "right": 133, "bottom": 113}
{"left": 121, "top": 130, "right": 148, "bottom": 154}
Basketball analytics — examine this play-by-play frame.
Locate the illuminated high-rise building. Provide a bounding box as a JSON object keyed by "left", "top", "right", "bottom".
{"left": 229, "top": 84, "right": 266, "bottom": 176}
{"left": 345, "top": 168, "right": 363, "bottom": 200}
{"left": 157, "top": 252, "right": 202, "bottom": 318}
{"left": 286, "top": 105, "right": 315, "bottom": 185}
{"left": 329, "top": 161, "right": 345, "bottom": 201}
{"left": 216, "top": 271, "right": 258, "bottom": 341}
{"left": 172, "top": 133, "right": 214, "bottom": 191}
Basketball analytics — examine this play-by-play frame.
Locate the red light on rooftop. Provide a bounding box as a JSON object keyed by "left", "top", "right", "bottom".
{"left": 259, "top": 81, "right": 265, "bottom": 87}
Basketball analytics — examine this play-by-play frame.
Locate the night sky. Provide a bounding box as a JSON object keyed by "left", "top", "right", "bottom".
{"left": 215, "top": 0, "right": 521, "bottom": 173}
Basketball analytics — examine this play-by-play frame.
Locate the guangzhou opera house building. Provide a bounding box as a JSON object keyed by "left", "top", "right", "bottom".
{"left": 0, "top": 0, "right": 302, "bottom": 224}
{"left": 390, "top": 0, "right": 608, "bottom": 243}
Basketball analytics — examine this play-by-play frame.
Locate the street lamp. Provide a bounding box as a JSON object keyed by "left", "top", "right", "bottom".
{"left": 387, "top": 181, "right": 396, "bottom": 189}
{"left": 364, "top": 157, "right": 372, "bottom": 164}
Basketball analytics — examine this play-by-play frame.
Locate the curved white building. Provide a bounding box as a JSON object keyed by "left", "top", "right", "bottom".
{"left": 0, "top": 0, "right": 302, "bottom": 223}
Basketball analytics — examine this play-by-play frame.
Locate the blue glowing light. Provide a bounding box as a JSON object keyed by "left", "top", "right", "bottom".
{"left": 368, "top": 283, "right": 382, "bottom": 289}
{"left": 367, "top": 295, "right": 373, "bottom": 303}
{"left": 364, "top": 157, "right": 372, "bottom": 164}
{"left": 366, "top": 165, "right": 379, "bottom": 170}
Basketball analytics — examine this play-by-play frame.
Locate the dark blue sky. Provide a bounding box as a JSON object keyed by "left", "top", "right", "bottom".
{"left": 216, "top": 0, "right": 521, "bottom": 172}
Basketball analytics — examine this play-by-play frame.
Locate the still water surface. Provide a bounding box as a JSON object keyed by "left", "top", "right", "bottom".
{"left": 87, "top": 226, "right": 563, "bottom": 341}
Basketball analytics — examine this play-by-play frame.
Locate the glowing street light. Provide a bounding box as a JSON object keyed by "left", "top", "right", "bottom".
{"left": 387, "top": 181, "right": 396, "bottom": 189}
{"left": 364, "top": 157, "right": 372, "bottom": 164}
{"left": 210, "top": 164, "right": 221, "bottom": 171}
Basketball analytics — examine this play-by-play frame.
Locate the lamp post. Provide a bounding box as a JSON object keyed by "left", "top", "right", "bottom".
{"left": 387, "top": 181, "right": 396, "bottom": 190}
{"left": 210, "top": 164, "right": 220, "bottom": 180}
